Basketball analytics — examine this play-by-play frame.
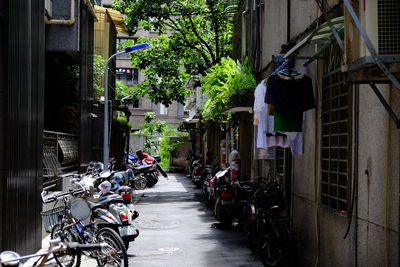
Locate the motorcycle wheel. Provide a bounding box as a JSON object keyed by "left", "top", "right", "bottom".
{"left": 95, "top": 227, "right": 128, "bottom": 267}
{"left": 133, "top": 177, "right": 147, "bottom": 190}
{"left": 258, "top": 216, "right": 297, "bottom": 267}
{"left": 51, "top": 223, "right": 81, "bottom": 267}
{"left": 213, "top": 197, "right": 231, "bottom": 225}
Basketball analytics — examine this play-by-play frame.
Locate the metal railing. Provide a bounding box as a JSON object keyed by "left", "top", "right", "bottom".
{"left": 43, "top": 130, "right": 79, "bottom": 186}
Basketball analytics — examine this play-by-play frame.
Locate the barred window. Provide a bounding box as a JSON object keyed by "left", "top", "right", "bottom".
{"left": 321, "top": 72, "right": 351, "bottom": 212}
{"left": 275, "top": 147, "right": 286, "bottom": 177}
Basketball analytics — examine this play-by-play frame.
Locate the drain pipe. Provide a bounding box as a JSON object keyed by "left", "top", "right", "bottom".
{"left": 287, "top": 0, "right": 291, "bottom": 42}
{"left": 354, "top": 85, "right": 359, "bottom": 267}
{"left": 45, "top": 0, "right": 75, "bottom": 25}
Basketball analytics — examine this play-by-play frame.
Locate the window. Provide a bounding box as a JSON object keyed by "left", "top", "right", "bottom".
{"left": 275, "top": 147, "right": 286, "bottom": 177}
{"left": 124, "top": 98, "right": 139, "bottom": 109}
{"left": 320, "top": 72, "right": 351, "bottom": 212}
{"left": 116, "top": 68, "right": 138, "bottom": 86}
{"left": 159, "top": 104, "right": 168, "bottom": 115}
{"left": 177, "top": 103, "right": 187, "bottom": 117}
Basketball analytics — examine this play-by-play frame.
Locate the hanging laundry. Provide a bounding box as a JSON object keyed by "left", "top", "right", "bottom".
{"left": 265, "top": 70, "right": 315, "bottom": 132}
{"left": 253, "top": 80, "right": 304, "bottom": 155}
{"left": 254, "top": 81, "right": 274, "bottom": 149}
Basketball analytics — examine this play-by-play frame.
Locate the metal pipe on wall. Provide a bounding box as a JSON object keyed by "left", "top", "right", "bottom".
{"left": 354, "top": 85, "right": 359, "bottom": 267}
{"left": 287, "top": 0, "right": 291, "bottom": 42}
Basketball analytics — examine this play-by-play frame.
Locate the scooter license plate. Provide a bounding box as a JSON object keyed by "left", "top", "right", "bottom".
{"left": 119, "top": 225, "right": 136, "bottom": 237}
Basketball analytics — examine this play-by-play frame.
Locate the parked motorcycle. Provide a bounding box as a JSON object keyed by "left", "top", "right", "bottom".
{"left": 70, "top": 174, "right": 139, "bottom": 250}
{"left": 191, "top": 159, "right": 203, "bottom": 188}
{"left": 202, "top": 165, "right": 220, "bottom": 206}
{"left": 210, "top": 168, "right": 237, "bottom": 225}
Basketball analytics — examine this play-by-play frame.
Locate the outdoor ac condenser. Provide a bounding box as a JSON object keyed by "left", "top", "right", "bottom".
{"left": 344, "top": 0, "right": 400, "bottom": 81}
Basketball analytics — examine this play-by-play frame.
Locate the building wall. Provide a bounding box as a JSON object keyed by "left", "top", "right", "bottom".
{"left": 0, "top": 0, "right": 45, "bottom": 254}
{"left": 235, "top": 0, "right": 400, "bottom": 266}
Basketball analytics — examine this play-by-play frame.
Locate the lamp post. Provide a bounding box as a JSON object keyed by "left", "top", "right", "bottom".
{"left": 103, "top": 43, "right": 149, "bottom": 171}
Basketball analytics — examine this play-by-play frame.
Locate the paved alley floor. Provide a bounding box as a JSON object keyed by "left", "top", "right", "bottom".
{"left": 128, "top": 173, "right": 262, "bottom": 267}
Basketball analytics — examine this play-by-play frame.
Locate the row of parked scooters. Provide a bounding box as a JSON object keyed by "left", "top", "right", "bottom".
{"left": 188, "top": 158, "right": 297, "bottom": 267}
{"left": 39, "top": 156, "right": 167, "bottom": 267}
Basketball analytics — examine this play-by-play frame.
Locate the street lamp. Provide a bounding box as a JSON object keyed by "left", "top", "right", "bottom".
{"left": 103, "top": 43, "right": 149, "bottom": 171}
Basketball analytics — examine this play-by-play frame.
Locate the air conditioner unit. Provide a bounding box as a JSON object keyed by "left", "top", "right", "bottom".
{"left": 344, "top": 0, "right": 400, "bottom": 81}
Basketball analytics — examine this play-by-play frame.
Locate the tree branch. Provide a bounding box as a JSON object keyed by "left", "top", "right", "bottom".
{"left": 188, "top": 17, "right": 216, "bottom": 63}
{"left": 166, "top": 18, "right": 212, "bottom": 67}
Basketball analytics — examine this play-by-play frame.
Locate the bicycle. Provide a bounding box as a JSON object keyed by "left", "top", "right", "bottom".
{"left": 0, "top": 239, "right": 109, "bottom": 267}
{"left": 252, "top": 182, "right": 297, "bottom": 267}
{"left": 41, "top": 189, "right": 129, "bottom": 267}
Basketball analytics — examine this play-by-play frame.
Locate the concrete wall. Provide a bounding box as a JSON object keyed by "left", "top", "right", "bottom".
{"left": 355, "top": 83, "right": 400, "bottom": 267}
{"left": 235, "top": 0, "right": 400, "bottom": 266}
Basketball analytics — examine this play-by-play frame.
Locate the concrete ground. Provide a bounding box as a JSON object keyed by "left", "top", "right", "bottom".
{"left": 35, "top": 173, "right": 262, "bottom": 267}
{"left": 128, "top": 173, "right": 262, "bottom": 267}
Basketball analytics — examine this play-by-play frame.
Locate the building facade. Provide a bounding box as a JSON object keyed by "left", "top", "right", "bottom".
{"left": 230, "top": 0, "right": 400, "bottom": 266}
{"left": 0, "top": 0, "right": 97, "bottom": 254}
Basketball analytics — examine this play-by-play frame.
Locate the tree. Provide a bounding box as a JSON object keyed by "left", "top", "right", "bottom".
{"left": 113, "top": 0, "right": 234, "bottom": 106}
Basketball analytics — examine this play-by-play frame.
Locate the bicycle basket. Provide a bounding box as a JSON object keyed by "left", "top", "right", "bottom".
{"left": 41, "top": 206, "right": 65, "bottom": 233}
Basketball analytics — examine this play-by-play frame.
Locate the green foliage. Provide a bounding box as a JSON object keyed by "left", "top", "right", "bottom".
{"left": 134, "top": 112, "right": 189, "bottom": 137}
{"left": 93, "top": 55, "right": 107, "bottom": 100}
{"left": 157, "top": 137, "right": 186, "bottom": 170}
{"left": 122, "top": 36, "right": 191, "bottom": 106}
{"left": 201, "top": 57, "right": 256, "bottom": 121}
{"left": 114, "top": 116, "right": 133, "bottom": 129}
{"left": 113, "top": 0, "right": 235, "bottom": 105}
{"left": 133, "top": 112, "right": 188, "bottom": 170}
{"left": 144, "top": 112, "right": 156, "bottom": 123}
{"left": 115, "top": 80, "right": 138, "bottom": 101}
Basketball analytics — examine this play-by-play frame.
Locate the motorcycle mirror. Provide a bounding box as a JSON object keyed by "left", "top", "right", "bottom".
{"left": 100, "top": 170, "right": 111, "bottom": 178}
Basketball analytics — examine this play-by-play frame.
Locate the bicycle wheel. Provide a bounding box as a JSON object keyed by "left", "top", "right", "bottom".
{"left": 95, "top": 227, "right": 128, "bottom": 267}
{"left": 51, "top": 223, "right": 81, "bottom": 267}
{"left": 259, "top": 216, "right": 296, "bottom": 267}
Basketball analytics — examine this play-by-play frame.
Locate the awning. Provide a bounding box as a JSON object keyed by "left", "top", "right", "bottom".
{"left": 94, "top": 5, "right": 128, "bottom": 35}
{"left": 303, "top": 27, "right": 344, "bottom": 66}
{"left": 284, "top": 16, "right": 344, "bottom": 58}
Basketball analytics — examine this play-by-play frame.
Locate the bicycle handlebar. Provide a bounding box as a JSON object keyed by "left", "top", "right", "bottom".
{"left": 41, "top": 189, "right": 85, "bottom": 204}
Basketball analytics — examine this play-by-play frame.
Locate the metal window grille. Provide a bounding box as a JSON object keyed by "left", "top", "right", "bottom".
{"left": 378, "top": 0, "right": 400, "bottom": 55}
{"left": 321, "top": 72, "right": 352, "bottom": 212}
{"left": 275, "top": 147, "right": 286, "bottom": 177}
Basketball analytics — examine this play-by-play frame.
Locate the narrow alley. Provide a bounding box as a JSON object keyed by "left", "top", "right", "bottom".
{"left": 128, "top": 173, "right": 263, "bottom": 267}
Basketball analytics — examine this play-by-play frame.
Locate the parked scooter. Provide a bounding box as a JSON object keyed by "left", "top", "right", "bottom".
{"left": 191, "top": 159, "right": 203, "bottom": 188}
{"left": 209, "top": 168, "right": 237, "bottom": 225}
{"left": 70, "top": 174, "right": 139, "bottom": 249}
{"left": 202, "top": 165, "right": 220, "bottom": 205}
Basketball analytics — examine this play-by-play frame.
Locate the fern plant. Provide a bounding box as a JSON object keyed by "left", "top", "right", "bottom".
{"left": 201, "top": 57, "right": 256, "bottom": 122}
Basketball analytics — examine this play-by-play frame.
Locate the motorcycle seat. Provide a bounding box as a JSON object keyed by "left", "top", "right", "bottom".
{"left": 88, "top": 194, "right": 124, "bottom": 209}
